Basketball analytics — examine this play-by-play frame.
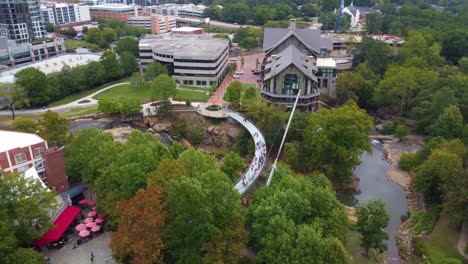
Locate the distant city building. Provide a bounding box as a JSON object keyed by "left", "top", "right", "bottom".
{"left": 0, "top": 0, "right": 47, "bottom": 43}
{"left": 262, "top": 19, "right": 342, "bottom": 110}
{"left": 0, "top": 36, "right": 65, "bottom": 67}
{"left": 41, "top": 3, "right": 91, "bottom": 26}
{"left": 127, "top": 15, "right": 176, "bottom": 34}
{"left": 341, "top": 2, "right": 375, "bottom": 27}
{"left": 147, "top": 4, "right": 207, "bottom": 18}
{"left": 89, "top": 4, "right": 139, "bottom": 22}
{"left": 139, "top": 35, "right": 229, "bottom": 87}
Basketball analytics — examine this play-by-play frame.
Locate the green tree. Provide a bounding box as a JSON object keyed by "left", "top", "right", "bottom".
{"left": 394, "top": 124, "right": 409, "bottom": 141}
{"left": 0, "top": 83, "right": 28, "bottom": 120}
{"left": 253, "top": 5, "right": 276, "bottom": 25}
{"left": 321, "top": 0, "right": 339, "bottom": 12}
{"left": 223, "top": 81, "right": 242, "bottom": 108}
{"left": 365, "top": 13, "right": 383, "bottom": 34}
{"left": 221, "top": 152, "right": 245, "bottom": 182}
{"left": 319, "top": 12, "right": 337, "bottom": 30}
{"left": 177, "top": 148, "right": 217, "bottom": 177}
{"left": 100, "top": 51, "right": 122, "bottom": 81}
{"left": 301, "top": 3, "right": 320, "bottom": 17}
{"left": 82, "top": 61, "right": 106, "bottom": 88}
{"left": 114, "top": 37, "right": 139, "bottom": 56}
{"left": 356, "top": 199, "right": 390, "bottom": 255}
{"left": 37, "top": 110, "right": 70, "bottom": 147}
{"left": 14, "top": 68, "right": 50, "bottom": 106}
{"left": 119, "top": 51, "right": 138, "bottom": 77}
{"left": 301, "top": 101, "right": 373, "bottom": 184}
{"left": 202, "top": 5, "right": 222, "bottom": 20}
{"left": 101, "top": 27, "right": 117, "bottom": 44}
{"left": 165, "top": 169, "right": 245, "bottom": 263}
{"left": 11, "top": 117, "right": 36, "bottom": 133}
{"left": 247, "top": 172, "right": 349, "bottom": 263}
{"left": 352, "top": 37, "right": 392, "bottom": 76}
{"left": 150, "top": 74, "right": 176, "bottom": 100}
{"left": 119, "top": 98, "right": 142, "bottom": 117}
{"left": 130, "top": 72, "right": 145, "bottom": 89}
{"left": 399, "top": 152, "right": 419, "bottom": 171}
{"left": 85, "top": 28, "right": 101, "bottom": 44}
{"left": 431, "top": 105, "right": 463, "bottom": 139}
{"left": 147, "top": 159, "right": 187, "bottom": 193}
{"left": 144, "top": 61, "right": 168, "bottom": 82}
{"left": 0, "top": 173, "right": 57, "bottom": 246}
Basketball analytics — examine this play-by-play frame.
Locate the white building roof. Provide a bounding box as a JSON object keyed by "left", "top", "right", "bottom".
{"left": 171, "top": 27, "right": 202, "bottom": 33}
{"left": 0, "top": 130, "right": 46, "bottom": 153}
{"left": 316, "top": 57, "right": 336, "bottom": 68}
{"left": 89, "top": 4, "right": 134, "bottom": 12}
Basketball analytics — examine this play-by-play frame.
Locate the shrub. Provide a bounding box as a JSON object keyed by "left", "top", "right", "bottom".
{"left": 185, "top": 100, "right": 191, "bottom": 107}
{"left": 187, "top": 126, "right": 204, "bottom": 145}
{"left": 206, "top": 105, "right": 221, "bottom": 111}
{"left": 399, "top": 152, "right": 419, "bottom": 171}
{"left": 413, "top": 236, "right": 426, "bottom": 257}
{"left": 382, "top": 122, "right": 395, "bottom": 134}
{"left": 409, "top": 205, "right": 441, "bottom": 234}
{"left": 394, "top": 124, "right": 409, "bottom": 141}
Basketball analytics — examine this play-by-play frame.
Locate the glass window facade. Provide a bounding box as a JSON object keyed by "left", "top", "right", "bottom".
{"left": 282, "top": 74, "right": 299, "bottom": 95}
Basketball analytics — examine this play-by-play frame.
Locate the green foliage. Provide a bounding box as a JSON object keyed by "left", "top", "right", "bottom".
{"left": 60, "top": 27, "right": 77, "bottom": 37}
{"left": 394, "top": 124, "right": 409, "bottom": 141}
{"left": 431, "top": 105, "right": 464, "bottom": 139}
{"left": 165, "top": 169, "right": 245, "bottom": 263}
{"left": 233, "top": 27, "right": 262, "bottom": 49}
{"left": 143, "top": 61, "right": 168, "bottom": 82}
{"left": 221, "top": 152, "right": 245, "bottom": 182}
{"left": 85, "top": 28, "right": 101, "bottom": 44}
{"left": 0, "top": 83, "right": 28, "bottom": 120}
{"left": 37, "top": 110, "right": 70, "bottom": 147}
{"left": 413, "top": 236, "right": 426, "bottom": 257}
{"left": 150, "top": 74, "right": 176, "bottom": 100}
{"left": 0, "top": 173, "right": 57, "bottom": 247}
{"left": 352, "top": 37, "right": 392, "bottom": 76}
{"left": 299, "top": 101, "right": 373, "bottom": 184}
{"left": 409, "top": 205, "right": 441, "bottom": 235}
{"left": 247, "top": 172, "right": 350, "bottom": 263}
{"left": 223, "top": 81, "right": 242, "bottom": 107}
{"left": 14, "top": 68, "right": 50, "bottom": 106}
{"left": 399, "top": 152, "right": 419, "bottom": 171}
{"left": 98, "top": 97, "right": 142, "bottom": 117}
{"left": 119, "top": 51, "right": 138, "bottom": 77}
{"left": 356, "top": 199, "right": 390, "bottom": 255}
{"left": 100, "top": 51, "right": 122, "bottom": 81}
{"left": 319, "top": 12, "right": 337, "bottom": 31}
{"left": 114, "top": 37, "right": 139, "bottom": 56}
{"left": 187, "top": 126, "right": 204, "bottom": 145}
{"left": 177, "top": 148, "right": 216, "bottom": 177}
{"left": 101, "top": 27, "right": 117, "bottom": 43}
{"left": 382, "top": 122, "right": 396, "bottom": 135}
{"left": 11, "top": 117, "right": 36, "bottom": 133}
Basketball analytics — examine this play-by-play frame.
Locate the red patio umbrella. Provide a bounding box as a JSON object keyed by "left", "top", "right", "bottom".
{"left": 88, "top": 211, "right": 96, "bottom": 218}
{"left": 84, "top": 217, "right": 94, "bottom": 223}
{"left": 78, "top": 200, "right": 87, "bottom": 205}
{"left": 79, "top": 230, "right": 90, "bottom": 237}
{"left": 91, "top": 225, "right": 101, "bottom": 232}
{"left": 97, "top": 214, "right": 105, "bottom": 219}
{"left": 75, "top": 224, "right": 86, "bottom": 232}
{"left": 88, "top": 201, "right": 96, "bottom": 206}
{"left": 95, "top": 218, "right": 104, "bottom": 224}
{"left": 85, "top": 222, "right": 95, "bottom": 228}
{"left": 91, "top": 207, "right": 97, "bottom": 211}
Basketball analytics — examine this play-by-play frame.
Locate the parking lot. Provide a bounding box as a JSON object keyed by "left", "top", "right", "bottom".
{"left": 233, "top": 53, "right": 264, "bottom": 86}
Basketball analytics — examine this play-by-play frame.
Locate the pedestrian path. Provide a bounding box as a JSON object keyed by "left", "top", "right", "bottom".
{"left": 228, "top": 112, "right": 266, "bottom": 194}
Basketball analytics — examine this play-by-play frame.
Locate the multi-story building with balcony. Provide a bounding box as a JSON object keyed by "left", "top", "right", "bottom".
{"left": 261, "top": 19, "right": 352, "bottom": 110}
{"left": 41, "top": 3, "right": 91, "bottom": 26}
{"left": 139, "top": 35, "right": 229, "bottom": 87}
{"left": 147, "top": 3, "right": 207, "bottom": 18}
{"left": 0, "top": 0, "right": 47, "bottom": 43}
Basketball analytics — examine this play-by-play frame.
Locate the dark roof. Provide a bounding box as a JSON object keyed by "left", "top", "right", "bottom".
{"left": 263, "top": 28, "right": 324, "bottom": 54}
{"left": 355, "top": 6, "right": 374, "bottom": 13}
{"left": 263, "top": 45, "right": 317, "bottom": 81}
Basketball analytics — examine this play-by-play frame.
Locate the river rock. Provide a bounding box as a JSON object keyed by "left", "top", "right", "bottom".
{"left": 227, "top": 127, "right": 241, "bottom": 140}
{"left": 181, "top": 138, "right": 192, "bottom": 148}
{"left": 376, "top": 124, "right": 384, "bottom": 132}
{"left": 153, "top": 123, "right": 171, "bottom": 132}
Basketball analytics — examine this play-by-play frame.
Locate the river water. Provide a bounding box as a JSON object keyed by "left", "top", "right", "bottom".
{"left": 338, "top": 143, "right": 408, "bottom": 263}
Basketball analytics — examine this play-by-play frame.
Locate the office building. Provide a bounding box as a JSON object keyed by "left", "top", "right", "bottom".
{"left": 139, "top": 35, "right": 229, "bottom": 87}
{"left": 0, "top": 0, "right": 47, "bottom": 43}
{"left": 0, "top": 36, "right": 65, "bottom": 66}
{"left": 89, "top": 4, "right": 138, "bottom": 22}
{"left": 41, "top": 3, "right": 91, "bottom": 26}
{"left": 127, "top": 15, "right": 175, "bottom": 34}
{"left": 262, "top": 19, "right": 348, "bottom": 110}
{"left": 148, "top": 4, "right": 207, "bottom": 18}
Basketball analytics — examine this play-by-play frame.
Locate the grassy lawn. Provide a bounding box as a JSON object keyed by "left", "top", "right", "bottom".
{"left": 94, "top": 84, "right": 209, "bottom": 101}
{"left": 346, "top": 231, "right": 380, "bottom": 264}
{"left": 424, "top": 214, "right": 465, "bottom": 263}
{"left": 61, "top": 105, "right": 100, "bottom": 118}
{"left": 178, "top": 85, "right": 209, "bottom": 92}
{"left": 64, "top": 39, "right": 88, "bottom": 50}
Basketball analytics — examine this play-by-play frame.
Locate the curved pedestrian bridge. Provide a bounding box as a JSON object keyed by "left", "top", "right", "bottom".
{"left": 227, "top": 112, "right": 267, "bottom": 194}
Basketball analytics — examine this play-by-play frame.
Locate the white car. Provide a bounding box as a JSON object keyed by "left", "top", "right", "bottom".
{"left": 233, "top": 74, "right": 240, "bottom": 79}
{"left": 235, "top": 71, "right": 244, "bottom": 75}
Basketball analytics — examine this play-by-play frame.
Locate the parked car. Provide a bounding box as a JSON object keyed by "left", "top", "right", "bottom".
{"left": 235, "top": 71, "right": 244, "bottom": 75}
{"left": 253, "top": 70, "right": 262, "bottom": 75}
{"left": 233, "top": 74, "right": 240, "bottom": 79}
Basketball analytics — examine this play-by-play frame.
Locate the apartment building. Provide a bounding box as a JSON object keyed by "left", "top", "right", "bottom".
{"left": 127, "top": 15, "right": 176, "bottom": 34}
{"left": 139, "top": 35, "right": 229, "bottom": 87}
{"left": 0, "top": 0, "right": 47, "bottom": 43}
{"left": 41, "top": 3, "right": 91, "bottom": 26}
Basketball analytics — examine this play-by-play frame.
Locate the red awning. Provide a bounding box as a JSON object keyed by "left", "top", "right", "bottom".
{"left": 34, "top": 206, "right": 81, "bottom": 247}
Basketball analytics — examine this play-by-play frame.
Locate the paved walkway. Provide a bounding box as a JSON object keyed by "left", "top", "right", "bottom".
{"left": 0, "top": 82, "right": 129, "bottom": 116}
{"left": 228, "top": 112, "right": 266, "bottom": 194}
